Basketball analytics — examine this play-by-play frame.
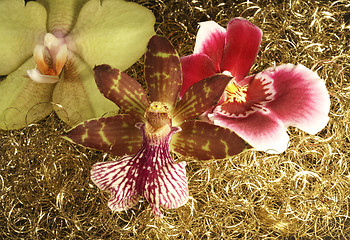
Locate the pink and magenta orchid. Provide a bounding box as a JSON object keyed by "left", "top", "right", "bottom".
{"left": 0, "top": 0, "right": 155, "bottom": 129}
{"left": 180, "top": 18, "right": 330, "bottom": 153}
{"left": 64, "top": 36, "right": 247, "bottom": 217}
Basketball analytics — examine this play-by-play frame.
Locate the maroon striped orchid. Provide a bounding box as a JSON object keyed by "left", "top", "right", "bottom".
{"left": 180, "top": 18, "right": 330, "bottom": 153}
{"left": 64, "top": 35, "right": 247, "bottom": 217}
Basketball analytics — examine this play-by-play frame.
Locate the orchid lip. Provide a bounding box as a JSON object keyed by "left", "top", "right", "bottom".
{"left": 223, "top": 79, "right": 248, "bottom": 104}
{"left": 215, "top": 75, "right": 276, "bottom": 118}
{"left": 28, "top": 33, "right": 68, "bottom": 83}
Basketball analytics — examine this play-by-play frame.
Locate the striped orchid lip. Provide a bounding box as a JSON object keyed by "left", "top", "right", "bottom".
{"left": 91, "top": 103, "right": 188, "bottom": 218}
{"left": 64, "top": 35, "right": 248, "bottom": 217}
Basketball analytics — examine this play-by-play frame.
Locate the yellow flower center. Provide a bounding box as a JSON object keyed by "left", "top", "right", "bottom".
{"left": 223, "top": 79, "right": 248, "bottom": 104}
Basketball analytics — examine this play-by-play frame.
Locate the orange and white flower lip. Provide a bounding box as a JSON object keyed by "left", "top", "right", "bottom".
{"left": 27, "top": 33, "right": 67, "bottom": 83}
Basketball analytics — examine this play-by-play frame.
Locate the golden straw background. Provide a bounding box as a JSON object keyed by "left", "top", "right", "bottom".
{"left": 1, "top": 0, "right": 349, "bottom": 239}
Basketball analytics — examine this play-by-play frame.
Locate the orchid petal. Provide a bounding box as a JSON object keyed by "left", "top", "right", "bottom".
{"left": 63, "top": 114, "right": 141, "bottom": 156}
{"left": 36, "top": 0, "right": 89, "bottom": 36}
{"left": 208, "top": 111, "right": 290, "bottom": 154}
{"left": 179, "top": 53, "right": 217, "bottom": 98}
{"left": 261, "top": 64, "right": 330, "bottom": 134}
{"left": 193, "top": 21, "right": 226, "bottom": 71}
{"left": 220, "top": 18, "right": 262, "bottom": 81}
{"left": 52, "top": 53, "right": 118, "bottom": 126}
{"left": 170, "top": 120, "right": 247, "bottom": 160}
{"left": 69, "top": 0, "right": 155, "bottom": 71}
{"left": 93, "top": 65, "right": 149, "bottom": 121}
{"left": 145, "top": 35, "right": 182, "bottom": 108}
{"left": 0, "top": 57, "right": 54, "bottom": 130}
{"left": 0, "top": 0, "right": 46, "bottom": 75}
{"left": 173, "top": 74, "right": 232, "bottom": 124}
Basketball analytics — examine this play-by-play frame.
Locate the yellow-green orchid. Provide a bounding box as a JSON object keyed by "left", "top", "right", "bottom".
{"left": 0, "top": 0, "right": 155, "bottom": 129}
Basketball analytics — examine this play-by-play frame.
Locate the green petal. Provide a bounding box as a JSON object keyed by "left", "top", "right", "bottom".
{"left": 53, "top": 52, "right": 119, "bottom": 127}
{"left": 36, "top": 0, "right": 89, "bottom": 35}
{"left": 145, "top": 35, "right": 182, "bottom": 108}
{"left": 170, "top": 120, "right": 248, "bottom": 160}
{"left": 63, "top": 114, "right": 142, "bottom": 156}
{"left": 68, "top": 0, "right": 155, "bottom": 71}
{"left": 94, "top": 65, "right": 149, "bottom": 121}
{"left": 0, "top": 57, "right": 54, "bottom": 130}
{"left": 173, "top": 74, "right": 231, "bottom": 124}
{"left": 0, "top": 0, "right": 46, "bottom": 75}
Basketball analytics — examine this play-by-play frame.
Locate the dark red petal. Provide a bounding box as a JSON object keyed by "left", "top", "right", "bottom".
{"left": 170, "top": 120, "right": 248, "bottom": 160}
{"left": 179, "top": 53, "right": 217, "bottom": 98}
{"left": 173, "top": 74, "right": 231, "bottom": 124}
{"left": 63, "top": 114, "right": 142, "bottom": 156}
{"left": 94, "top": 64, "right": 149, "bottom": 120}
{"left": 144, "top": 35, "right": 182, "bottom": 108}
{"left": 193, "top": 21, "right": 226, "bottom": 71}
{"left": 220, "top": 18, "right": 262, "bottom": 81}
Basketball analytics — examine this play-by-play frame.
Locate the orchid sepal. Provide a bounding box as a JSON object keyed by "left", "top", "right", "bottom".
{"left": 173, "top": 73, "right": 232, "bottom": 124}
{"left": 145, "top": 35, "right": 182, "bottom": 109}
{"left": 93, "top": 64, "right": 150, "bottom": 121}
{"left": 170, "top": 120, "right": 248, "bottom": 160}
{"left": 63, "top": 114, "right": 142, "bottom": 156}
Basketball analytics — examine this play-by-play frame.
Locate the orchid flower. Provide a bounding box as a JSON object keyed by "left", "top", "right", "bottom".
{"left": 180, "top": 18, "right": 330, "bottom": 154}
{"left": 0, "top": 0, "right": 155, "bottom": 129}
{"left": 64, "top": 35, "right": 247, "bottom": 217}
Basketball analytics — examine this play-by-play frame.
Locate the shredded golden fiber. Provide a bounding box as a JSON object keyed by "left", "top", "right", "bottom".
{"left": 0, "top": 0, "right": 349, "bottom": 238}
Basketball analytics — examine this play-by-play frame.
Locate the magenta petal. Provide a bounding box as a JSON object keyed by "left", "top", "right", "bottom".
{"left": 220, "top": 18, "right": 262, "bottom": 81}
{"left": 91, "top": 124, "right": 188, "bottom": 217}
{"left": 208, "top": 111, "right": 289, "bottom": 154}
{"left": 261, "top": 64, "right": 330, "bottom": 134}
{"left": 193, "top": 21, "right": 226, "bottom": 71}
{"left": 179, "top": 53, "right": 217, "bottom": 98}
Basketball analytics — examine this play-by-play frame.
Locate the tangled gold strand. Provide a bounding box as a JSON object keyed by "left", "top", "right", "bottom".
{"left": 0, "top": 0, "right": 349, "bottom": 239}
